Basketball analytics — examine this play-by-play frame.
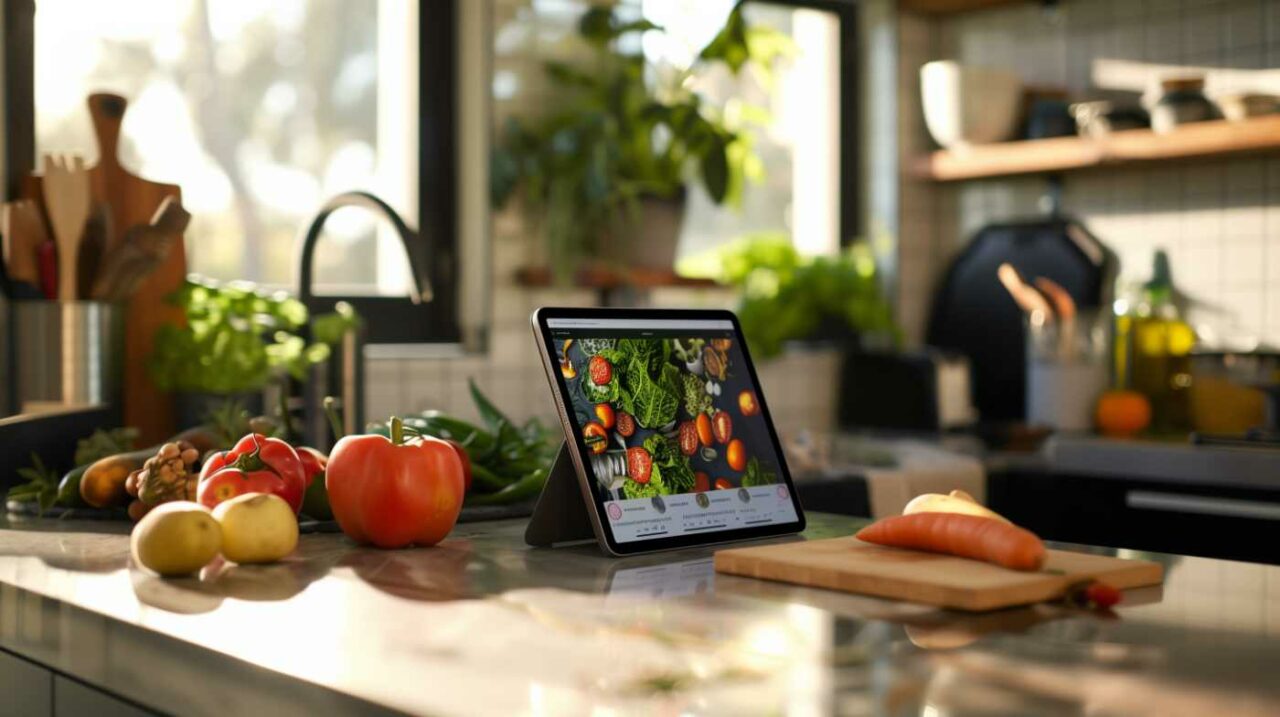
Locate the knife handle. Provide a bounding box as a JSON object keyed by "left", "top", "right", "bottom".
{"left": 37, "top": 240, "right": 58, "bottom": 300}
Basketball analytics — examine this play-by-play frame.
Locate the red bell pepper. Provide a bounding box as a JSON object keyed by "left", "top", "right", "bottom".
{"left": 325, "top": 417, "right": 465, "bottom": 549}
{"left": 296, "top": 446, "right": 327, "bottom": 488}
{"left": 197, "top": 433, "right": 307, "bottom": 513}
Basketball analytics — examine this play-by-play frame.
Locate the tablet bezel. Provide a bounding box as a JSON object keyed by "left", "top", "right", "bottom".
{"left": 532, "top": 306, "right": 807, "bottom": 556}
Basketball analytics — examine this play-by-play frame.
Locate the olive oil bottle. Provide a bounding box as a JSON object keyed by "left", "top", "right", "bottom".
{"left": 1116, "top": 251, "right": 1195, "bottom": 434}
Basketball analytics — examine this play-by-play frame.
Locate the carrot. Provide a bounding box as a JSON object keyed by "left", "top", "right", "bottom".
{"left": 856, "top": 512, "right": 1046, "bottom": 571}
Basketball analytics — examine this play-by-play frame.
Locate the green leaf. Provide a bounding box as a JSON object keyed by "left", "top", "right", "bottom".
{"left": 74, "top": 427, "right": 138, "bottom": 466}
{"left": 578, "top": 6, "right": 614, "bottom": 44}
{"left": 700, "top": 137, "right": 730, "bottom": 204}
{"left": 311, "top": 302, "right": 362, "bottom": 345}
{"left": 697, "top": 6, "right": 750, "bottom": 73}
{"left": 470, "top": 378, "right": 516, "bottom": 434}
{"left": 544, "top": 61, "right": 597, "bottom": 89}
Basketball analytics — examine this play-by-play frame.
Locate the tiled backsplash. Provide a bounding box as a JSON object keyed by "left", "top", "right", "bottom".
{"left": 895, "top": 0, "right": 1280, "bottom": 347}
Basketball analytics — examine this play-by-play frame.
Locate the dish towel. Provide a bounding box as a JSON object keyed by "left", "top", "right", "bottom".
{"left": 859, "top": 441, "right": 987, "bottom": 519}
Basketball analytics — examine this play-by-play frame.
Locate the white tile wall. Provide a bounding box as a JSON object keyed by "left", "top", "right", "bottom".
{"left": 896, "top": 0, "right": 1280, "bottom": 347}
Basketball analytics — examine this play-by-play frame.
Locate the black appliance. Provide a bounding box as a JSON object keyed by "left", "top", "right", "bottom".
{"left": 926, "top": 217, "right": 1115, "bottom": 422}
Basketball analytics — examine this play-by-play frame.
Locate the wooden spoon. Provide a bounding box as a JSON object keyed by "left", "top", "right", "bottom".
{"left": 997, "top": 263, "right": 1053, "bottom": 320}
{"left": 92, "top": 196, "right": 191, "bottom": 302}
{"left": 41, "top": 154, "right": 92, "bottom": 301}
{"left": 0, "top": 200, "right": 47, "bottom": 287}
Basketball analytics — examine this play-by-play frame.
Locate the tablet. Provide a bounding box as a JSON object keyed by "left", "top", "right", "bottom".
{"left": 532, "top": 307, "right": 805, "bottom": 555}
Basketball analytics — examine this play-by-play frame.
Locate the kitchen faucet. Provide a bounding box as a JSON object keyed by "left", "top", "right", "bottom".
{"left": 296, "top": 191, "right": 433, "bottom": 445}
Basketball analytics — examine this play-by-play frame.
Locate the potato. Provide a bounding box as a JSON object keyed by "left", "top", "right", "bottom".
{"left": 902, "top": 493, "right": 1009, "bottom": 523}
{"left": 131, "top": 502, "right": 222, "bottom": 577}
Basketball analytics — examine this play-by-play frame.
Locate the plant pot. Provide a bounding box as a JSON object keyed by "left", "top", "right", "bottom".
{"left": 611, "top": 193, "right": 686, "bottom": 271}
{"left": 174, "top": 391, "right": 264, "bottom": 432}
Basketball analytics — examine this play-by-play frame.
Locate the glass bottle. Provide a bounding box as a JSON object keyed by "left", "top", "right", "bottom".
{"left": 1127, "top": 251, "right": 1196, "bottom": 434}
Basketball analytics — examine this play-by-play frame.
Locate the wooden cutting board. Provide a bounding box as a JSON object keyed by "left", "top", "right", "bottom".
{"left": 714, "top": 536, "right": 1164, "bottom": 611}
{"left": 87, "top": 93, "right": 185, "bottom": 444}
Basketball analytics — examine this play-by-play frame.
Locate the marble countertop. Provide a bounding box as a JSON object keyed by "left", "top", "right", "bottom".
{"left": 0, "top": 512, "right": 1277, "bottom": 716}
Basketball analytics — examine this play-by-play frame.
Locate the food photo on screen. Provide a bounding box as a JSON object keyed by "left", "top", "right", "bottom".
{"left": 555, "top": 336, "right": 781, "bottom": 504}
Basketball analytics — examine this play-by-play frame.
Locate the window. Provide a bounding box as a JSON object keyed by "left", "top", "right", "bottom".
{"left": 489, "top": 0, "right": 855, "bottom": 267}
{"left": 31, "top": 0, "right": 420, "bottom": 296}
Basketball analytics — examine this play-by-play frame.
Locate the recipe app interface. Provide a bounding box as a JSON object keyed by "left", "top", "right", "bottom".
{"left": 547, "top": 317, "right": 799, "bottom": 544}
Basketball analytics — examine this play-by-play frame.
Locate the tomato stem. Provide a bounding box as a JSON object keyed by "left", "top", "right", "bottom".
{"left": 390, "top": 416, "right": 405, "bottom": 445}
{"left": 323, "top": 396, "right": 345, "bottom": 440}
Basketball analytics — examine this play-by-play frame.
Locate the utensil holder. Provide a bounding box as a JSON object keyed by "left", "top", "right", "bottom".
{"left": 1026, "top": 312, "right": 1107, "bottom": 432}
{"left": 13, "top": 301, "right": 124, "bottom": 415}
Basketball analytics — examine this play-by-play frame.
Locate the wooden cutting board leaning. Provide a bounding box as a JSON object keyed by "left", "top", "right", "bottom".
{"left": 14, "top": 93, "right": 187, "bottom": 444}
{"left": 713, "top": 536, "right": 1164, "bottom": 611}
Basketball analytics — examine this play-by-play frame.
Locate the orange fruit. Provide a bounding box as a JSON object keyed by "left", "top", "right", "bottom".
{"left": 1096, "top": 390, "right": 1152, "bottom": 438}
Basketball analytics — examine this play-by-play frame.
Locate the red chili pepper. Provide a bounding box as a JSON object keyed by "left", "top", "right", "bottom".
{"left": 1067, "top": 580, "right": 1123, "bottom": 610}
{"left": 1083, "top": 582, "right": 1123, "bottom": 609}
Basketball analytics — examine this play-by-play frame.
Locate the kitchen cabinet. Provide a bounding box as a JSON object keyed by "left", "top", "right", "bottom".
{"left": 990, "top": 470, "right": 1280, "bottom": 565}
{"left": 0, "top": 648, "right": 156, "bottom": 717}
{"left": 54, "top": 676, "right": 155, "bottom": 717}
{"left": 0, "top": 648, "right": 53, "bottom": 717}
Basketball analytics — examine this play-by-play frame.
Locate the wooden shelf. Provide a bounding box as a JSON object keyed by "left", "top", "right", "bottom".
{"left": 914, "top": 116, "right": 1280, "bottom": 182}
{"left": 514, "top": 266, "right": 720, "bottom": 290}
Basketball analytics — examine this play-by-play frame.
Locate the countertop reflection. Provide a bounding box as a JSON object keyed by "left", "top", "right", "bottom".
{"left": 0, "top": 513, "right": 1277, "bottom": 716}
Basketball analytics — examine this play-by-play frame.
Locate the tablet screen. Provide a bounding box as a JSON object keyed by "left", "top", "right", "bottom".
{"left": 543, "top": 313, "right": 802, "bottom": 550}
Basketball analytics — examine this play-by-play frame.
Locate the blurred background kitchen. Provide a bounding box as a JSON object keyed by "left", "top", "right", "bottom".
{"left": 4, "top": 0, "right": 1280, "bottom": 564}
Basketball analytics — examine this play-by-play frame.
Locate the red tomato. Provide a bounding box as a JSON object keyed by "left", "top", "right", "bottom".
{"left": 589, "top": 355, "right": 613, "bottom": 385}
{"left": 713, "top": 410, "right": 733, "bottom": 444}
{"left": 726, "top": 439, "right": 747, "bottom": 472}
{"left": 695, "top": 413, "right": 713, "bottom": 446}
{"left": 678, "top": 421, "right": 699, "bottom": 456}
{"left": 714, "top": 478, "right": 733, "bottom": 490}
{"left": 325, "top": 420, "right": 465, "bottom": 549}
{"left": 595, "top": 403, "right": 616, "bottom": 429}
{"left": 694, "top": 471, "right": 710, "bottom": 492}
{"left": 198, "top": 434, "right": 307, "bottom": 513}
{"left": 627, "top": 447, "right": 652, "bottom": 484}
{"left": 583, "top": 421, "right": 608, "bottom": 455}
{"left": 738, "top": 390, "right": 759, "bottom": 416}
{"left": 616, "top": 411, "right": 636, "bottom": 437}
{"left": 297, "top": 447, "right": 327, "bottom": 488}
{"left": 442, "top": 438, "right": 473, "bottom": 492}
{"left": 712, "top": 338, "right": 732, "bottom": 351}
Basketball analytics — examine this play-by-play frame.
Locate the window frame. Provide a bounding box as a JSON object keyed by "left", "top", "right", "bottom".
{"left": 751, "top": 0, "right": 861, "bottom": 247}
{"left": 2, "top": 0, "right": 463, "bottom": 343}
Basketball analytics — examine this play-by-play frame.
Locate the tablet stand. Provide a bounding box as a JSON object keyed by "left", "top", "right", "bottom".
{"left": 524, "top": 441, "right": 596, "bottom": 547}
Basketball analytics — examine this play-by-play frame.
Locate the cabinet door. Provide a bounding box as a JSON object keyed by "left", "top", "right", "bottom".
{"left": 54, "top": 676, "right": 154, "bottom": 717}
{"left": 0, "top": 648, "right": 53, "bottom": 717}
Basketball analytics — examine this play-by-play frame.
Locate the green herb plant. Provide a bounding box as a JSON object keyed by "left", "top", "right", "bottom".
{"left": 74, "top": 428, "right": 139, "bottom": 466}
{"left": 149, "top": 278, "right": 360, "bottom": 394}
{"left": 684, "top": 234, "right": 900, "bottom": 358}
{"left": 8, "top": 454, "right": 60, "bottom": 515}
{"left": 490, "top": 4, "right": 791, "bottom": 274}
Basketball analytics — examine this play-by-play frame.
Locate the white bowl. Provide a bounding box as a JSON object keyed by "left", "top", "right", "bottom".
{"left": 921, "top": 61, "right": 1023, "bottom": 149}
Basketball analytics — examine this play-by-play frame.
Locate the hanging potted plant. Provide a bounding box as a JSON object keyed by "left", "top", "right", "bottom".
{"left": 490, "top": 4, "right": 789, "bottom": 278}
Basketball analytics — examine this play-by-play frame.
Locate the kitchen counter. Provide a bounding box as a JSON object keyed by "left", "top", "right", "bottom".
{"left": 1, "top": 513, "right": 1278, "bottom": 716}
